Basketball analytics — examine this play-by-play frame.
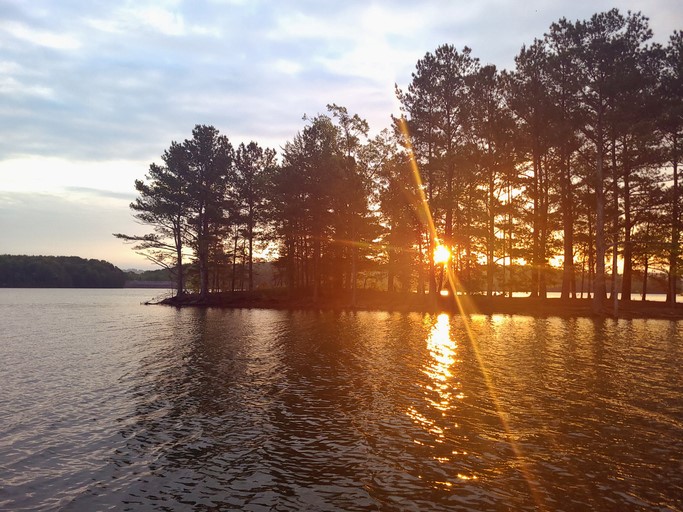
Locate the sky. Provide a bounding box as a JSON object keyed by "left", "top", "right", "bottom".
{"left": 1, "top": 0, "right": 681, "bottom": 270}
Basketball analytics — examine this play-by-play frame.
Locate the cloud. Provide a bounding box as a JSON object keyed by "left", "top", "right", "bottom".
{"left": 64, "top": 187, "right": 136, "bottom": 201}
{"left": 0, "top": 156, "right": 147, "bottom": 197}
{"left": 0, "top": 20, "right": 81, "bottom": 50}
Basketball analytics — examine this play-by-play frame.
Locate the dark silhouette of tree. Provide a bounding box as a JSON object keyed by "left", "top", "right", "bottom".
{"left": 328, "top": 103, "right": 372, "bottom": 305}
{"left": 469, "top": 64, "right": 516, "bottom": 296}
{"left": 545, "top": 20, "right": 583, "bottom": 299}
{"left": 114, "top": 141, "right": 190, "bottom": 296}
{"left": 368, "top": 129, "right": 422, "bottom": 293}
{"left": 505, "top": 40, "right": 554, "bottom": 298}
{"left": 274, "top": 114, "right": 341, "bottom": 299}
{"left": 661, "top": 31, "right": 683, "bottom": 303}
{"left": 396, "top": 45, "right": 480, "bottom": 295}
{"left": 569, "top": 10, "right": 654, "bottom": 311}
{"left": 183, "top": 125, "right": 235, "bottom": 299}
{"left": 114, "top": 8, "right": 680, "bottom": 313}
{"left": 271, "top": 107, "right": 376, "bottom": 301}
{"left": 0, "top": 255, "right": 125, "bottom": 288}
{"left": 234, "top": 142, "right": 276, "bottom": 291}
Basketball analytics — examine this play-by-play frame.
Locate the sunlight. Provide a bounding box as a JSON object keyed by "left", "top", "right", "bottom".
{"left": 424, "top": 313, "right": 456, "bottom": 392}
{"left": 406, "top": 314, "right": 458, "bottom": 457}
{"left": 398, "top": 117, "right": 546, "bottom": 510}
{"left": 433, "top": 244, "right": 451, "bottom": 265}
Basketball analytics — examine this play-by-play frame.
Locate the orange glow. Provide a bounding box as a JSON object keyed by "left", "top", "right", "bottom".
{"left": 397, "top": 117, "right": 547, "bottom": 510}
{"left": 434, "top": 244, "right": 451, "bottom": 265}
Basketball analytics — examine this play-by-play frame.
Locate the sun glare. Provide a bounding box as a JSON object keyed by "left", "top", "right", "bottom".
{"left": 434, "top": 244, "right": 451, "bottom": 265}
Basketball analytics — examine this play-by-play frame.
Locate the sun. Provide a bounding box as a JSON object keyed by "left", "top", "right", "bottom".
{"left": 434, "top": 244, "right": 451, "bottom": 265}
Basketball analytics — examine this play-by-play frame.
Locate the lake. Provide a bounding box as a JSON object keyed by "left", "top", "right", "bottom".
{"left": 0, "top": 289, "right": 681, "bottom": 511}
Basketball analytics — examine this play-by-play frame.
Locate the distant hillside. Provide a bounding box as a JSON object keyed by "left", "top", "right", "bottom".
{"left": 124, "top": 268, "right": 172, "bottom": 282}
{"left": 0, "top": 255, "right": 126, "bottom": 288}
{"left": 123, "top": 268, "right": 174, "bottom": 288}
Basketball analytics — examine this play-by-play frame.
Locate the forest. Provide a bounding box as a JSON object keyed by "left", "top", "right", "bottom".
{"left": 116, "top": 9, "right": 683, "bottom": 313}
{"left": 0, "top": 255, "right": 126, "bottom": 288}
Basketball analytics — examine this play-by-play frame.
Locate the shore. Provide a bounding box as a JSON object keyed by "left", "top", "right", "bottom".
{"left": 156, "top": 290, "right": 683, "bottom": 319}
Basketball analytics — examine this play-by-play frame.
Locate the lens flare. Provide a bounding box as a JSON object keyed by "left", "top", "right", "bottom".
{"left": 397, "top": 116, "right": 547, "bottom": 511}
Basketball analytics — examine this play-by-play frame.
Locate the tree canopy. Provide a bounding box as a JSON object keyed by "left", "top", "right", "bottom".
{"left": 117, "top": 9, "right": 683, "bottom": 309}
{"left": 0, "top": 255, "right": 126, "bottom": 288}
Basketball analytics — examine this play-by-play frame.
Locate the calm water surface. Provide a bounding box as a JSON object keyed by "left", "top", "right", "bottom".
{"left": 0, "top": 289, "right": 681, "bottom": 511}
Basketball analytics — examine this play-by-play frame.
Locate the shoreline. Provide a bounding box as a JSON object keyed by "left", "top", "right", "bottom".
{"left": 156, "top": 291, "right": 683, "bottom": 320}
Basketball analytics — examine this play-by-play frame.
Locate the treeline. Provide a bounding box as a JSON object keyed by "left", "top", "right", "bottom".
{"left": 125, "top": 268, "right": 173, "bottom": 282}
{"left": 0, "top": 255, "right": 126, "bottom": 288}
{"left": 117, "top": 9, "right": 682, "bottom": 310}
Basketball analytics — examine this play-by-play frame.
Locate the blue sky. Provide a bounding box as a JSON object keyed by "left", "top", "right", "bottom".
{"left": 1, "top": 0, "right": 681, "bottom": 270}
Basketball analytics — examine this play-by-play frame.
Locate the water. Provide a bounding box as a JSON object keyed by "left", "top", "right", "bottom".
{"left": 0, "top": 289, "right": 681, "bottom": 511}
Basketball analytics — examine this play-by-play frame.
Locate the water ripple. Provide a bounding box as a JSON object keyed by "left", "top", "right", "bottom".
{"left": 1, "top": 291, "right": 682, "bottom": 511}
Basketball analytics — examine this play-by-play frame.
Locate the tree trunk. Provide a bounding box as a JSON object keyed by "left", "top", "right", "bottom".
{"left": 611, "top": 138, "right": 619, "bottom": 315}
{"left": 174, "top": 220, "right": 184, "bottom": 297}
{"left": 231, "top": 226, "right": 239, "bottom": 293}
{"left": 428, "top": 231, "right": 437, "bottom": 295}
{"left": 199, "top": 213, "right": 210, "bottom": 300}
{"left": 642, "top": 252, "right": 649, "bottom": 301}
{"left": 621, "top": 144, "right": 633, "bottom": 303}
{"left": 561, "top": 152, "right": 574, "bottom": 299}
{"left": 351, "top": 216, "right": 358, "bottom": 307}
{"left": 593, "top": 113, "right": 607, "bottom": 313}
{"left": 668, "top": 132, "right": 679, "bottom": 305}
{"left": 248, "top": 213, "right": 254, "bottom": 292}
{"left": 487, "top": 167, "right": 495, "bottom": 297}
{"left": 313, "top": 239, "right": 320, "bottom": 302}
{"left": 539, "top": 156, "right": 549, "bottom": 298}
{"left": 530, "top": 152, "right": 540, "bottom": 298}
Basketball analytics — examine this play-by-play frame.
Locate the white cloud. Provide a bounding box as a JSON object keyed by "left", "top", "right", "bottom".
{"left": 274, "top": 59, "right": 303, "bottom": 75}
{"left": 0, "top": 20, "right": 81, "bottom": 50}
{"left": 127, "top": 5, "right": 187, "bottom": 36}
{"left": 0, "top": 156, "right": 147, "bottom": 196}
{"left": 0, "top": 76, "right": 55, "bottom": 100}
{"left": 86, "top": 3, "right": 220, "bottom": 38}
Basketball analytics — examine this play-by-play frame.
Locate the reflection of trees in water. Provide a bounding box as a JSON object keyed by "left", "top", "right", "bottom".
{"left": 69, "top": 308, "right": 289, "bottom": 509}
{"left": 95, "top": 309, "right": 408, "bottom": 509}
{"left": 66, "top": 311, "right": 683, "bottom": 511}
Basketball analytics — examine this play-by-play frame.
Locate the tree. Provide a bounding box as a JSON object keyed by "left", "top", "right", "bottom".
{"left": 366, "top": 128, "right": 422, "bottom": 293}
{"left": 275, "top": 114, "right": 342, "bottom": 300}
{"left": 661, "top": 31, "right": 683, "bottom": 303}
{"left": 328, "top": 103, "right": 371, "bottom": 305}
{"left": 469, "top": 64, "right": 516, "bottom": 296}
{"left": 396, "top": 44, "right": 480, "bottom": 295}
{"left": 184, "top": 125, "right": 235, "bottom": 299}
{"left": 570, "top": 9, "right": 654, "bottom": 311}
{"left": 114, "top": 141, "right": 190, "bottom": 296}
{"left": 545, "top": 20, "right": 583, "bottom": 299}
{"left": 234, "top": 142, "right": 276, "bottom": 291}
{"left": 505, "top": 40, "right": 554, "bottom": 297}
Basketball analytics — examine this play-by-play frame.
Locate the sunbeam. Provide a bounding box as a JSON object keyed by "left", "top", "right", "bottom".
{"left": 397, "top": 116, "right": 547, "bottom": 510}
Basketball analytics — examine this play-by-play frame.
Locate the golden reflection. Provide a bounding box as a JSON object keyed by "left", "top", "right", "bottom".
{"left": 406, "top": 406, "right": 446, "bottom": 439}
{"left": 398, "top": 117, "right": 546, "bottom": 510}
{"left": 423, "top": 314, "right": 458, "bottom": 413}
{"left": 409, "top": 314, "right": 473, "bottom": 480}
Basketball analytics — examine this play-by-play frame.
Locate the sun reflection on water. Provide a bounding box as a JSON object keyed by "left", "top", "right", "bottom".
{"left": 406, "top": 313, "right": 478, "bottom": 485}
{"left": 423, "top": 313, "right": 460, "bottom": 412}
